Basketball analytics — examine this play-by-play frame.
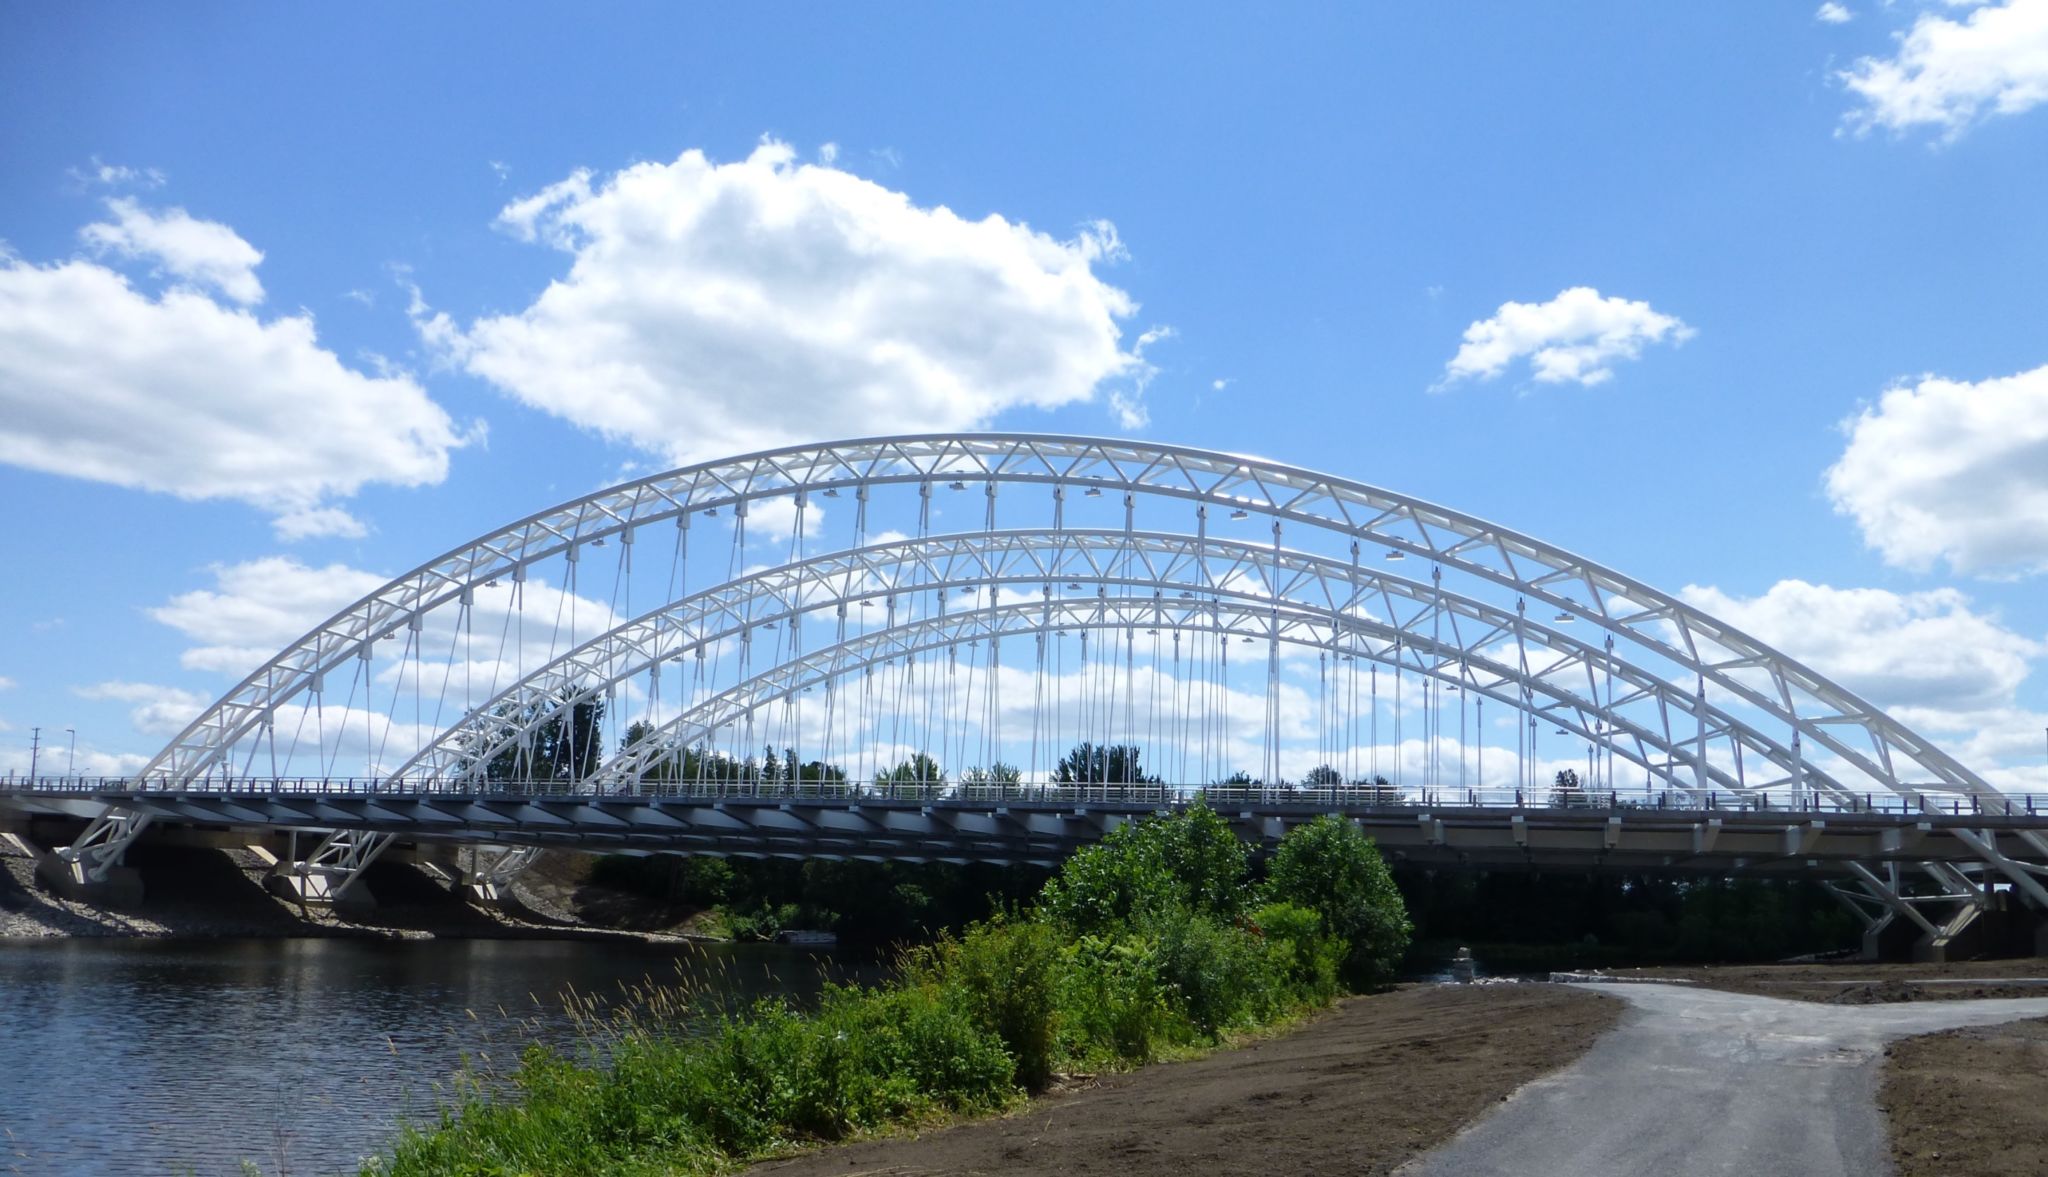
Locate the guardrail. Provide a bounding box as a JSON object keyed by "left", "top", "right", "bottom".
{"left": 1, "top": 776, "right": 2041, "bottom": 819}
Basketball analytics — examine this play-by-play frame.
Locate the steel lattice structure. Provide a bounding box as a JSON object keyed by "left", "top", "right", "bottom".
{"left": 132, "top": 434, "right": 1993, "bottom": 804}
{"left": 390, "top": 530, "right": 1828, "bottom": 800}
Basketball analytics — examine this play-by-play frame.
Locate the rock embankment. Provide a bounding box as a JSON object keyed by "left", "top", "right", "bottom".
{"left": 0, "top": 839, "right": 704, "bottom": 942}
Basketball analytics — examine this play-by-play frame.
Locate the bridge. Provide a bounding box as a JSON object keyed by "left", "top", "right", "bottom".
{"left": 4, "top": 433, "right": 2045, "bottom": 959}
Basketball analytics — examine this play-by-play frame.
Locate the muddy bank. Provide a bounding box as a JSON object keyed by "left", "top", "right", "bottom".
{"left": 1881, "top": 1015, "right": 2048, "bottom": 1176}
{"left": 0, "top": 841, "right": 708, "bottom": 943}
{"left": 1576, "top": 959, "right": 2048, "bottom": 1003}
{"left": 751, "top": 984, "right": 1620, "bottom": 1177}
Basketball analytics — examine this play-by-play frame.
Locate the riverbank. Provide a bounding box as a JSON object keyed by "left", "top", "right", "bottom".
{"left": 0, "top": 840, "right": 707, "bottom": 944}
{"left": 749, "top": 983, "right": 1619, "bottom": 1177}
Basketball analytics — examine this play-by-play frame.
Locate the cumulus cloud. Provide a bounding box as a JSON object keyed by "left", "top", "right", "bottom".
{"left": 80, "top": 197, "right": 265, "bottom": 305}
{"left": 1839, "top": 0, "right": 2048, "bottom": 138}
{"left": 1824, "top": 362, "right": 2048, "bottom": 576}
{"left": 1679, "top": 580, "right": 2043, "bottom": 720}
{"left": 74, "top": 681, "right": 212, "bottom": 737}
{"left": 0, "top": 238, "right": 469, "bottom": 539}
{"left": 424, "top": 140, "right": 1157, "bottom": 463}
{"left": 150, "top": 557, "right": 394, "bottom": 674}
{"left": 1437, "top": 286, "right": 1693, "bottom": 389}
{"left": 1816, "top": 2, "right": 1854, "bottom": 23}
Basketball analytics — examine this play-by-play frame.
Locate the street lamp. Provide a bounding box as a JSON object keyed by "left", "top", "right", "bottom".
{"left": 65, "top": 727, "right": 76, "bottom": 780}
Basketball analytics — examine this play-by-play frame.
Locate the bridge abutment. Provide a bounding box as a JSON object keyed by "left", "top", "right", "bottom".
{"left": 33, "top": 850, "right": 144, "bottom": 908}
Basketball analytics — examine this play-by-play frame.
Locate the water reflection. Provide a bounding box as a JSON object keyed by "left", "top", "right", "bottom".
{"left": 0, "top": 938, "right": 865, "bottom": 1176}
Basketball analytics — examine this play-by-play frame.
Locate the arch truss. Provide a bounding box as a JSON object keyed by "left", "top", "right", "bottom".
{"left": 132, "top": 434, "right": 1994, "bottom": 809}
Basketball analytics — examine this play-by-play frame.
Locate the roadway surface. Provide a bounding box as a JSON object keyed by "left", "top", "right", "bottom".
{"left": 1400, "top": 982, "right": 2048, "bottom": 1177}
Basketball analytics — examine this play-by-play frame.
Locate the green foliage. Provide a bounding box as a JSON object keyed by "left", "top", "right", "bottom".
{"left": 1054, "top": 741, "right": 1157, "bottom": 785}
{"left": 907, "top": 916, "right": 1065, "bottom": 1088}
{"left": 477, "top": 693, "right": 605, "bottom": 783}
{"left": 1039, "top": 805, "right": 1249, "bottom": 933}
{"left": 374, "top": 802, "right": 1413, "bottom": 1176}
{"left": 1265, "top": 815, "right": 1412, "bottom": 988}
{"left": 1249, "top": 901, "right": 1344, "bottom": 1003}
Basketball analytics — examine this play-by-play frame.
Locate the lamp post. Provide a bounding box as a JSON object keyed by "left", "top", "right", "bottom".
{"left": 65, "top": 727, "right": 76, "bottom": 780}
{"left": 27, "top": 727, "right": 39, "bottom": 783}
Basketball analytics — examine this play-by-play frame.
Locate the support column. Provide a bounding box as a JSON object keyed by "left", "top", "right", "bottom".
{"left": 35, "top": 806, "right": 151, "bottom": 907}
{"left": 264, "top": 829, "right": 396, "bottom": 912}
{"left": 454, "top": 844, "right": 541, "bottom": 904}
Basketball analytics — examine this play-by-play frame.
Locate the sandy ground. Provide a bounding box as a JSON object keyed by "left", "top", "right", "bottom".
{"left": 1881, "top": 1014, "right": 2048, "bottom": 1176}
{"left": 751, "top": 984, "right": 1620, "bottom": 1177}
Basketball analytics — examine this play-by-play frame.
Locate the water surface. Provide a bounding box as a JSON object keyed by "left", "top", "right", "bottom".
{"left": 0, "top": 937, "right": 853, "bottom": 1176}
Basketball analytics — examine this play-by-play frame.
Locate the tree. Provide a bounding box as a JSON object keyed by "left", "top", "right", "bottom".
{"left": 1055, "top": 742, "right": 1157, "bottom": 785}
{"left": 882, "top": 752, "right": 945, "bottom": 790}
{"left": 1550, "top": 768, "right": 1582, "bottom": 808}
{"left": 1265, "top": 814, "right": 1412, "bottom": 988}
{"left": 482, "top": 692, "right": 605, "bottom": 783}
{"left": 1039, "top": 805, "right": 1249, "bottom": 932}
{"left": 1304, "top": 764, "right": 1343, "bottom": 787}
{"left": 960, "top": 762, "right": 1022, "bottom": 789}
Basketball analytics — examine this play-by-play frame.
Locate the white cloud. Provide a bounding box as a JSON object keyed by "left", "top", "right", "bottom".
{"left": 0, "top": 676, "right": 13, "bottom": 690}
{"left": 1825, "top": 362, "right": 2048, "bottom": 576}
{"left": 426, "top": 140, "right": 1155, "bottom": 464}
{"left": 1679, "top": 580, "right": 2043, "bottom": 718}
{"left": 1817, "top": 2, "right": 1854, "bottom": 23}
{"left": 1437, "top": 286, "right": 1693, "bottom": 389}
{"left": 0, "top": 247, "right": 469, "bottom": 539}
{"left": 151, "top": 557, "right": 394, "bottom": 674}
{"left": 1839, "top": 0, "right": 2048, "bottom": 138}
{"left": 80, "top": 197, "right": 266, "bottom": 305}
{"left": 73, "top": 157, "right": 166, "bottom": 189}
{"left": 75, "top": 681, "right": 212, "bottom": 738}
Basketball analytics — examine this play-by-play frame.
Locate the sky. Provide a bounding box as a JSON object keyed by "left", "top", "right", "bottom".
{"left": 3, "top": 1, "right": 2048, "bottom": 788}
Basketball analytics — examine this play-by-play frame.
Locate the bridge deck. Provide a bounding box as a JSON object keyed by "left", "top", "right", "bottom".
{"left": 6, "top": 782, "right": 2046, "bottom": 873}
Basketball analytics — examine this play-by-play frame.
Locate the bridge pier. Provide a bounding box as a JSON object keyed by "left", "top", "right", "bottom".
{"left": 34, "top": 807, "right": 153, "bottom": 908}
{"left": 257, "top": 830, "right": 395, "bottom": 913}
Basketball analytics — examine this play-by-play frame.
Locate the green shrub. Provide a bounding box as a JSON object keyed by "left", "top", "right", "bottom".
{"left": 1056, "top": 931, "right": 1189, "bottom": 1066}
{"left": 1266, "top": 815, "right": 1412, "bottom": 988}
{"left": 1139, "top": 905, "right": 1278, "bottom": 1035}
{"left": 909, "top": 916, "right": 1065, "bottom": 1088}
{"left": 1040, "top": 805, "right": 1249, "bottom": 933}
{"left": 1249, "top": 901, "right": 1344, "bottom": 1004}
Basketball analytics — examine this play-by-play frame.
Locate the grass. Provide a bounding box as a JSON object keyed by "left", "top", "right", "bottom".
{"left": 363, "top": 809, "right": 1404, "bottom": 1176}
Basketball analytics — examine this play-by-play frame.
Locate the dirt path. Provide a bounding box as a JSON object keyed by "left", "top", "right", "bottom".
{"left": 751, "top": 984, "right": 1619, "bottom": 1177}
{"left": 1881, "top": 1015, "right": 2048, "bottom": 1176}
{"left": 1402, "top": 983, "right": 2048, "bottom": 1177}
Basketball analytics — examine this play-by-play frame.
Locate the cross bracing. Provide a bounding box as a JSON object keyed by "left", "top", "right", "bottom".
{"left": 126, "top": 434, "right": 1990, "bottom": 803}
{"left": 393, "top": 529, "right": 1833, "bottom": 803}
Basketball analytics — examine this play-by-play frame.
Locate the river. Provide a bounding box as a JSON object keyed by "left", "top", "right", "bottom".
{"left": 0, "top": 937, "right": 863, "bottom": 1176}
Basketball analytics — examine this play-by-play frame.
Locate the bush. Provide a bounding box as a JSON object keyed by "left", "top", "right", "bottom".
{"left": 1039, "top": 805, "right": 1248, "bottom": 933}
{"left": 375, "top": 806, "right": 1413, "bottom": 1176}
{"left": 908, "top": 915, "right": 1066, "bottom": 1088}
{"left": 1140, "top": 905, "right": 1278, "bottom": 1035}
{"left": 1249, "top": 901, "right": 1344, "bottom": 1004}
{"left": 1057, "top": 931, "right": 1186, "bottom": 1066}
{"left": 1266, "top": 815, "right": 1412, "bottom": 988}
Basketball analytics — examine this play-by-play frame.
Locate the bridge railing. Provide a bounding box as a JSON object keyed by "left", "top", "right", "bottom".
{"left": 2, "top": 774, "right": 2043, "bottom": 819}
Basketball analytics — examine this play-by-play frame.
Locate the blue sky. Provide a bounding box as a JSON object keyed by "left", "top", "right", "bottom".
{"left": 4, "top": 2, "right": 2048, "bottom": 786}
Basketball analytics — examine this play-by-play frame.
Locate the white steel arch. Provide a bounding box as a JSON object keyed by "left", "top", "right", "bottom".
{"left": 590, "top": 594, "right": 1714, "bottom": 795}
{"left": 136, "top": 434, "right": 1995, "bottom": 801}
{"left": 396, "top": 529, "right": 1820, "bottom": 800}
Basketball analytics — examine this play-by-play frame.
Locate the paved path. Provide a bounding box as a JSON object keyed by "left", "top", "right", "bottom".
{"left": 1400, "top": 983, "right": 2048, "bottom": 1177}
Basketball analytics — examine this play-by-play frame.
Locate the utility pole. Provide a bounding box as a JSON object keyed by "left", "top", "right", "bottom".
{"left": 28, "top": 727, "right": 40, "bottom": 783}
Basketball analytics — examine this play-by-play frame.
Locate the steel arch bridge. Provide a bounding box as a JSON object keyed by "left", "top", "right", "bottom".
{"left": 6, "top": 433, "right": 2047, "bottom": 957}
